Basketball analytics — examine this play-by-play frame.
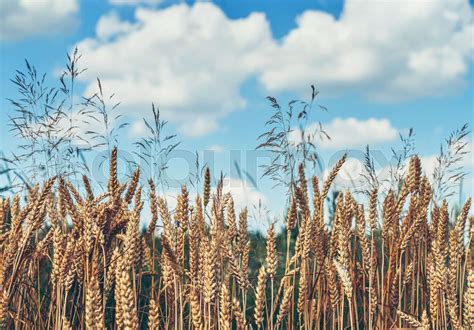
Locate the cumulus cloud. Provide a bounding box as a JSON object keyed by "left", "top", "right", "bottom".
{"left": 75, "top": 1, "right": 473, "bottom": 136}
{"left": 222, "top": 178, "right": 267, "bottom": 210}
{"left": 321, "top": 117, "right": 398, "bottom": 149}
{"left": 176, "top": 116, "right": 220, "bottom": 137}
{"left": 1, "top": 0, "right": 79, "bottom": 41}
{"left": 77, "top": 3, "right": 273, "bottom": 136}
{"left": 419, "top": 155, "right": 439, "bottom": 179}
{"left": 330, "top": 157, "right": 368, "bottom": 189}
{"left": 96, "top": 11, "right": 136, "bottom": 41}
{"left": 290, "top": 117, "right": 398, "bottom": 150}
{"left": 320, "top": 155, "right": 386, "bottom": 191}
{"left": 260, "top": 0, "right": 473, "bottom": 100}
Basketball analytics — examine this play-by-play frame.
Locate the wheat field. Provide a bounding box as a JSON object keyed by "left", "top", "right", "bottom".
{"left": 0, "top": 147, "right": 472, "bottom": 329}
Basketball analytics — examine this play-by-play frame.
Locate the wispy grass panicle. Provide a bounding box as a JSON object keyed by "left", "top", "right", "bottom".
{"left": 133, "top": 104, "right": 180, "bottom": 191}
{"left": 257, "top": 86, "right": 328, "bottom": 195}
{"left": 433, "top": 123, "right": 470, "bottom": 201}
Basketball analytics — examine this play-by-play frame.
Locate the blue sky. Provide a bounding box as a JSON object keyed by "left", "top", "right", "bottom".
{"left": 1, "top": 0, "right": 473, "bottom": 229}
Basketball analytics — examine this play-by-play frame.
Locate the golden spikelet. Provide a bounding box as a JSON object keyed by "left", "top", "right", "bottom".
{"left": 286, "top": 197, "right": 297, "bottom": 231}
{"left": 312, "top": 176, "right": 320, "bottom": 213}
{"left": 0, "top": 198, "right": 8, "bottom": 231}
{"left": 232, "top": 298, "right": 245, "bottom": 330}
{"left": 0, "top": 290, "right": 7, "bottom": 329}
{"left": 119, "top": 262, "right": 139, "bottom": 329}
{"left": 295, "top": 186, "right": 310, "bottom": 220}
{"left": 226, "top": 197, "right": 237, "bottom": 241}
{"left": 240, "top": 241, "right": 251, "bottom": 290}
{"left": 369, "top": 283, "right": 377, "bottom": 318}
{"left": 298, "top": 163, "right": 310, "bottom": 213}
{"left": 254, "top": 266, "right": 267, "bottom": 327}
{"left": 238, "top": 208, "right": 248, "bottom": 250}
{"left": 407, "top": 155, "right": 421, "bottom": 193}
{"left": 397, "top": 310, "right": 422, "bottom": 328}
{"left": 66, "top": 180, "right": 83, "bottom": 205}
{"left": 219, "top": 281, "right": 231, "bottom": 330}
{"left": 333, "top": 259, "right": 352, "bottom": 299}
{"left": 124, "top": 168, "right": 140, "bottom": 205}
{"left": 58, "top": 177, "right": 81, "bottom": 229}
{"left": 195, "top": 195, "right": 205, "bottom": 237}
{"left": 203, "top": 167, "right": 211, "bottom": 207}
{"left": 368, "top": 188, "right": 378, "bottom": 232}
{"left": 124, "top": 209, "right": 141, "bottom": 268}
{"left": 266, "top": 224, "right": 277, "bottom": 279}
{"left": 85, "top": 272, "right": 104, "bottom": 329}
{"left": 176, "top": 185, "right": 189, "bottom": 227}
{"left": 148, "top": 298, "right": 159, "bottom": 329}
{"left": 188, "top": 217, "right": 201, "bottom": 282}
{"left": 438, "top": 200, "right": 449, "bottom": 260}
{"left": 51, "top": 226, "right": 64, "bottom": 287}
{"left": 203, "top": 240, "right": 217, "bottom": 304}
{"left": 297, "top": 265, "right": 308, "bottom": 314}
{"left": 34, "top": 228, "right": 53, "bottom": 259}
{"left": 59, "top": 237, "right": 75, "bottom": 287}
{"left": 421, "top": 310, "right": 430, "bottom": 330}
{"left": 146, "top": 181, "right": 158, "bottom": 239}
{"left": 455, "top": 197, "right": 471, "bottom": 255}
{"left": 157, "top": 197, "right": 173, "bottom": 240}
{"left": 321, "top": 153, "right": 347, "bottom": 200}
{"left": 302, "top": 216, "right": 312, "bottom": 260}
{"left": 108, "top": 147, "right": 119, "bottom": 197}
{"left": 9, "top": 195, "right": 20, "bottom": 228}
{"left": 276, "top": 286, "right": 293, "bottom": 327}
{"left": 327, "top": 263, "right": 340, "bottom": 310}
{"left": 161, "top": 235, "right": 180, "bottom": 278}
{"left": 465, "top": 269, "right": 474, "bottom": 328}
{"left": 382, "top": 190, "right": 395, "bottom": 239}
{"left": 189, "top": 288, "right": 202, "bottom": 329}
{"left": 83, "top": 175, "right": 94, "bottom": 201}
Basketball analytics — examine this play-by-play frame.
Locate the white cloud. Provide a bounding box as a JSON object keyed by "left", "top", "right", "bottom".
{"left": 420, "top": 155, "right": 438, "bottom": 179}
{"left": 321, "top": 156, "right": 387, "bottom": 191}
{"left": 76, "top": 3, "right": 273, "bottom": 136}
{"left": 96, "top": 11, "right": 136, "bottom": 41}
{"left": 75, "top": 1, "right": 473, "bottom": 137}
{"left": 1, "top": 0, "right": 79, "bottom": 41}
{"left": 176, "top": 116, "right": 220, "bottom": 137}
{"left": 321, "top": 117, "right": 398, "bottom": 149}
{"left": 290, "top": 117, "right": 398, "bottom": 150}
{"left": 330, "top": 157, "right": 367, "bottom": 190}
{"left": 222, "top": 178, "right": 266, "bottom": 210}
{"left": 259, "top": 0, "right": 473, "bottom": 101}
{"left": 109, "top": 0, "right": 162, "bottom": 6}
